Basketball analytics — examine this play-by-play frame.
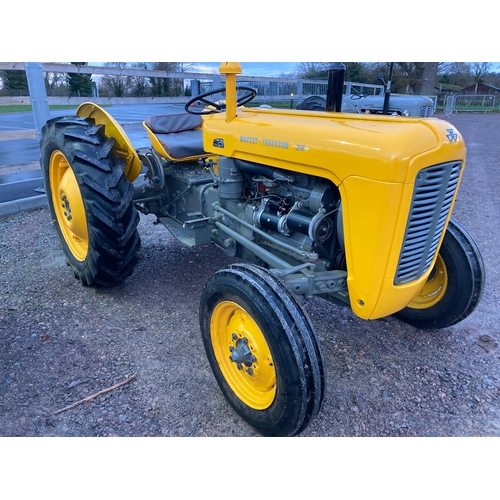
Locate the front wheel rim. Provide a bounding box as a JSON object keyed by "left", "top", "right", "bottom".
{"left": 210, "top": 301, "right": 276, "bottom": 410}
{"left": 49, "top": 150, "right": 88, "bottom": 261}
{"left": 408, "top": 255, "right": 448, "bottom": 309}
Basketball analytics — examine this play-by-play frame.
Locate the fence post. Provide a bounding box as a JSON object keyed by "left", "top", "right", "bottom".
{"left": 25, "top": 62, "right": 50, "bottom": 140}
{"left": 190, "top": 79, "right": 200, "bottom": 97}
{"left": 297, "top": 79, "right": 304, "bottom": 105}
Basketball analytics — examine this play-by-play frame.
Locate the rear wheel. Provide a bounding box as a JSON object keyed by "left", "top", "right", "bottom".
{"left": 395, "top": 218, "right": 484, "bottom": 329}
{"left": 200, "top": 264, "right": 325, "bottom": 436}
{"left": 40, "top": 116, "right": 141, "bottom": 286}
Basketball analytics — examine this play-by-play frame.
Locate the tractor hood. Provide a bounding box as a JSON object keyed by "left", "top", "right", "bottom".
{"left": 202, "top": 107, "right": 465, "bottom": 187}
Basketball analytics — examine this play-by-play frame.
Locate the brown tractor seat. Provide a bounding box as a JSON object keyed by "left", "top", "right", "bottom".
{"left": 143, "top": 112, "right": 207, "bottom": 161}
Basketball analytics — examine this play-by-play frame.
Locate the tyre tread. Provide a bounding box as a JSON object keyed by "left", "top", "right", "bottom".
{"left": 40, "top": 115, "right": 141, "bottom": 287}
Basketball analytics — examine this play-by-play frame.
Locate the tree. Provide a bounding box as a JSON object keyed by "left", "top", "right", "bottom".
{"left": 1, "top": 69, "right": 28, "bottom": 92}
{"left": 421, "top": 62, "right": 439, "bottom": 95}
{"left": 67, "top": 62, "right": 93, "bottom": 97}
{"left": 296, "top": 62, "right": 371, "bottom": 81}
{"left": 471, "top": 62, "right": 491, "bottom": 84}
{"left": 129, "top": 62, "right": 150, "bottom": 97}
{"left": 438, "top": 63, "right": 472, "bottom": 87}
{"left": 393, "top": 63, "right": 425, "bottom": 93}
{"left": 44, "top": 70, "right": 66, "bottom": 96}
{"left": 99, "top": 62, "right": 129, "bottom": 97}
{"left": 296, "top": 62, "right": 331, "bottom": 79}
{"left": 149, "top": 62, "right": 187, "bottom": 97}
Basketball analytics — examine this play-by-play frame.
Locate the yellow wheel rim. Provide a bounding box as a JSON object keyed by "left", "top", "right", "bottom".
{"left": 49, "top": 150, "right": 88, "bottom": 262}
{"left": 210, "top": 301, "right": 276, "bottom": 410}
{"left": 408, "top": 255, "right": 448, "bottom": 309}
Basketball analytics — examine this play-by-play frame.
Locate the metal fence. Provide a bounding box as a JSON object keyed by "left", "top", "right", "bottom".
{"left": 444, "top": 94, "right": 497, "bottom": 116}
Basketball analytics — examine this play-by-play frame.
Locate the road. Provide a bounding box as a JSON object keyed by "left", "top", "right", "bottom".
{"left": 0, "top": 104, "right": 186, "bottom": 206}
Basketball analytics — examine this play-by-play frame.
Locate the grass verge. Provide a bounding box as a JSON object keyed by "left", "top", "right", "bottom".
{"left": 0, "top": 104, "right": 112, "bottom": 114}
{"left": 0, "top": 105, "right": 95, "bottom": 114}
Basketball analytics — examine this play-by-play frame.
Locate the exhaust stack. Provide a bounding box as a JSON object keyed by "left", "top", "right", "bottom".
{"left": 326, "top": 63, "right": 346, "bottom": 112}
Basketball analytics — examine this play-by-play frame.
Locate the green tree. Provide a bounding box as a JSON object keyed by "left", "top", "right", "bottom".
{"left": 130, "top": 62, "right": 150, "bottom": 97}
{"left": 149, "top": 62, "right": 187, "bottom": 97}
{"left": 438, "top": 63, "right": 472, "bottom": 87}
{"left": 1, "top": 69, "right": 28, "bottom": 91}
{"left": 296, "top": 62, "right": 371, "bottom": 82}
{"left": 67, "top": 62, "right": 93, "bottom": 97}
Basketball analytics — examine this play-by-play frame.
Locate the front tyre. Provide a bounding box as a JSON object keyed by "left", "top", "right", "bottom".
{"left": 200, "top": 264, "right": 325, "bottom": 437}
{"left": 395, "top": 218, "right": 485, "bottom": 329}
{"left": 40, "top": 116, "right": 141, "bottom": 286}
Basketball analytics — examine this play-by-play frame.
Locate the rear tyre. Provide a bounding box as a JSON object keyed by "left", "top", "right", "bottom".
{"left": 40, "top": 116, "right": 141, "bottom": 286}
{"left": 200, "top": 264, "right": 325, "bottom": 436}
{"left": 395, "top": 218, "right": 484, "bottom": 329}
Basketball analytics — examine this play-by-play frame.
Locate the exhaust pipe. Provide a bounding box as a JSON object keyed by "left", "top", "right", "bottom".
{"left": 326, "top": 63, "right": 346, "bottom": 112}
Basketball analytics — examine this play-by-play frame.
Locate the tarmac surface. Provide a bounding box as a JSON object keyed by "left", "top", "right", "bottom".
{"left": 0, "top": 104, "right": 184, "bottom": 217}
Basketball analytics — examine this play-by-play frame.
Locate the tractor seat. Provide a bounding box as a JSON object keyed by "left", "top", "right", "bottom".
{"left": 143, "top": 112, "right": 207, "bottom": 161}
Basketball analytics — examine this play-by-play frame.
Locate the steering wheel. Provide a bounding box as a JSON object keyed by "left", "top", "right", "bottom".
{"left": 185, "top": 86, "right": 257, "bottom": 115}
{"left": 348, "top": 88, "right": 364, "bottom": 100}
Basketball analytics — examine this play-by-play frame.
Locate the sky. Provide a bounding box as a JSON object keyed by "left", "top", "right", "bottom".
{"left": 191, "top": 62, "right": 500, "bottom": 78}
{"left": 84, "top": 62, "right": 500, "bottom": 79}
{"left": 85, "top": 62, "right": 302, "bottom": 78}
{"left": 191, "top": 62, "right": 300, "bottom": 77}
{"left": 7, "top": 6, "right": 498, "bottom": 75}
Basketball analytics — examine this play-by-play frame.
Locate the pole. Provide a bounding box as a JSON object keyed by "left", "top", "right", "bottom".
{"left": 25, "top": 62, "right": 50, "bottom": 140}
{"left": 382, "top": 63, "right": 394, "bottom": 115}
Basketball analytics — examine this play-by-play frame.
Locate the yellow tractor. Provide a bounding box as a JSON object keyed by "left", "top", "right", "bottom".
{"left": 40, "top": 62, "right": 484, "bottom": 436}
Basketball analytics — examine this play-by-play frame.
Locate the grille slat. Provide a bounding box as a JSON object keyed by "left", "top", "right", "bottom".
{"left": 419, "top": 105, "right": 434, "bottom": 117}
{"left": 394, "top": 162, "right": 462, "bottom": 284}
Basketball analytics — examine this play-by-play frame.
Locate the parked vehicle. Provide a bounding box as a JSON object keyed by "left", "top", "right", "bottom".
{"left": 39, "top": 62, "right": 483, "bottom": 436}
{"left": 297, "top": 93, "right": 435, "bottom": 116}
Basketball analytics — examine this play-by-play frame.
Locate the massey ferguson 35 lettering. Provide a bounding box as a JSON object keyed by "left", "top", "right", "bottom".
{"left": 240, "top": 136, "right": 290, "bottom": 149}
{"left": 40, "top": 62, "right": 484, "bottom": 437}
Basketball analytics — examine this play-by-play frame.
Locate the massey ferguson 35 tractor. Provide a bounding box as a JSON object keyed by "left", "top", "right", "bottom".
{"left": 40, "top": 62, "right": 484, "bottom": 436}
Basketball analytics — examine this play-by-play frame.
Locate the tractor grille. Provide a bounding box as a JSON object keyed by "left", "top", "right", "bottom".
{"left": 394, "top": 161, "right": 462, "bottom": 285}
{"left": 419, "top": 105, "right": 434, "bottom": 117}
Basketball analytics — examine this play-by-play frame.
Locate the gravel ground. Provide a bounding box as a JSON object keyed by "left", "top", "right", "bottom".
{"left": 1, "top": 113, "right": 499, "bottom": 437}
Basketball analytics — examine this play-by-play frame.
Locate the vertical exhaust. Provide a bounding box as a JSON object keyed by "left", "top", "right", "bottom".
{"left": 326, "top": 63, "right": 346, "bottom": 112}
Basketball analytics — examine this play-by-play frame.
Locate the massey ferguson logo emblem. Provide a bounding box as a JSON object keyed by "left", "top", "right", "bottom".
{"left": 446, "top": 128, "right": 458, "bottom": 143}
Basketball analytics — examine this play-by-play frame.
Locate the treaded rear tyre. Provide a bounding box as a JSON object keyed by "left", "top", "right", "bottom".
{"left": 40, "top": 115, "right": 141, "bottom": 286}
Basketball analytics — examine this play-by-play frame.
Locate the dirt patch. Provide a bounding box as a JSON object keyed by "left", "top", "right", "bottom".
{"left": 1, "top": 113, "right": 499, "bottom": 437}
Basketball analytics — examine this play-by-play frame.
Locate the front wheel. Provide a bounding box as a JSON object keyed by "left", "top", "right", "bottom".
{"left": 395, "top": 218, "right": 485, "bottom": 329}
{"left": 199, "top": 264, "right": 325, "bottom": 436}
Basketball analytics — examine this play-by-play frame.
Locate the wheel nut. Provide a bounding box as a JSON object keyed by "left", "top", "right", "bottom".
{"left": 247, "top": 368, "right": 253, "bottom": 376}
